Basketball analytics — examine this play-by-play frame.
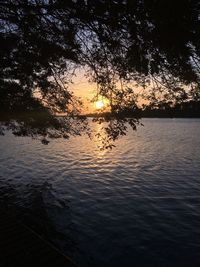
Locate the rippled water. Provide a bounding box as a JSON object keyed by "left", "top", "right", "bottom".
{"left": 0, "top": 119, "right": 200, "bottom": 267}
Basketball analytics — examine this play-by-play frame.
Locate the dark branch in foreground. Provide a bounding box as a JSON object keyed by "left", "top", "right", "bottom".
{"left": 1, "top": 0, "right": 200, "bottom": 147}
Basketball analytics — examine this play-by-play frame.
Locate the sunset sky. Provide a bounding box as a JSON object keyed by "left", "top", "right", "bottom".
{"left": 70, "top": 69, "right": 144, "bottom": 114}
{"left": 70, "top": 69, "right": 111, "bottom": 114}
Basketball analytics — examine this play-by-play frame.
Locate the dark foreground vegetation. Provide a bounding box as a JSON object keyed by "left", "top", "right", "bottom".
{"left": 1, "top": 0, "right": 200, "bottom": 143}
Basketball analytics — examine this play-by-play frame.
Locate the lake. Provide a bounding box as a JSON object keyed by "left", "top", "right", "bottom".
{"left": 0, "top": 119, "right": 200, "bottom": 267}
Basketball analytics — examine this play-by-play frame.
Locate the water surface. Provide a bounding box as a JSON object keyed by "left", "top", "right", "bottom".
{"left": 0, "top": 119, "right": 200, "bottom": 267}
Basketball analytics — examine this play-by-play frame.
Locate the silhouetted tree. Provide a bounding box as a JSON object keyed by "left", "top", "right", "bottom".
{"left": 1, "top": 0, "right": 200, "bottom": 144}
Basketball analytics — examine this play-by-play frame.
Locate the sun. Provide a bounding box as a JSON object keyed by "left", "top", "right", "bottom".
{"left": 95, "top": 100, "right": 104, "bottom": 109}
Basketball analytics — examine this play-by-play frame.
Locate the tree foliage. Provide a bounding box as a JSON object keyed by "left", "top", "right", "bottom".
{"left": 1, "top": 0, "right": 200, "bottom": 144}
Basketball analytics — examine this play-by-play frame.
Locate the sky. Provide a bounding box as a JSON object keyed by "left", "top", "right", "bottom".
{"left": 70, "top": 70, "right": 146, "bottom": 114}
{"left": 70, "top": 74, "right": 95, "bottom": 113}
{"left": 70, "top": 69, "right": 111, "bottom": 114}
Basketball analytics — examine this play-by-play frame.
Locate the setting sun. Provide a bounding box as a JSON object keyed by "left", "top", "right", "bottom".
{"left": 95, "top": 100, "right": 104, "bottom": 109}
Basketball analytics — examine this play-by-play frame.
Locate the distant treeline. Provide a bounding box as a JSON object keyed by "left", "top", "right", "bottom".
{"left": 141, "top": 101, "right": 200, "bottom": 118}
{"left": 87, "top": 101, "right": 200, "bottom": 118}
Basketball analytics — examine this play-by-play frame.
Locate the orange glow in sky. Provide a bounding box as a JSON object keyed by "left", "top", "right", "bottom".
{"left": 95, "top": 100, "right": 105, "bottom": 109}
{"left": 70, "top": 68, "right": 144, "bottom": 114}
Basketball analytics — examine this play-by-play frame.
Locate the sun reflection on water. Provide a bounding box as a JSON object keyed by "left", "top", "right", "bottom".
{"left": 92, "top": 122, "right": 110, "bottom": 156}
